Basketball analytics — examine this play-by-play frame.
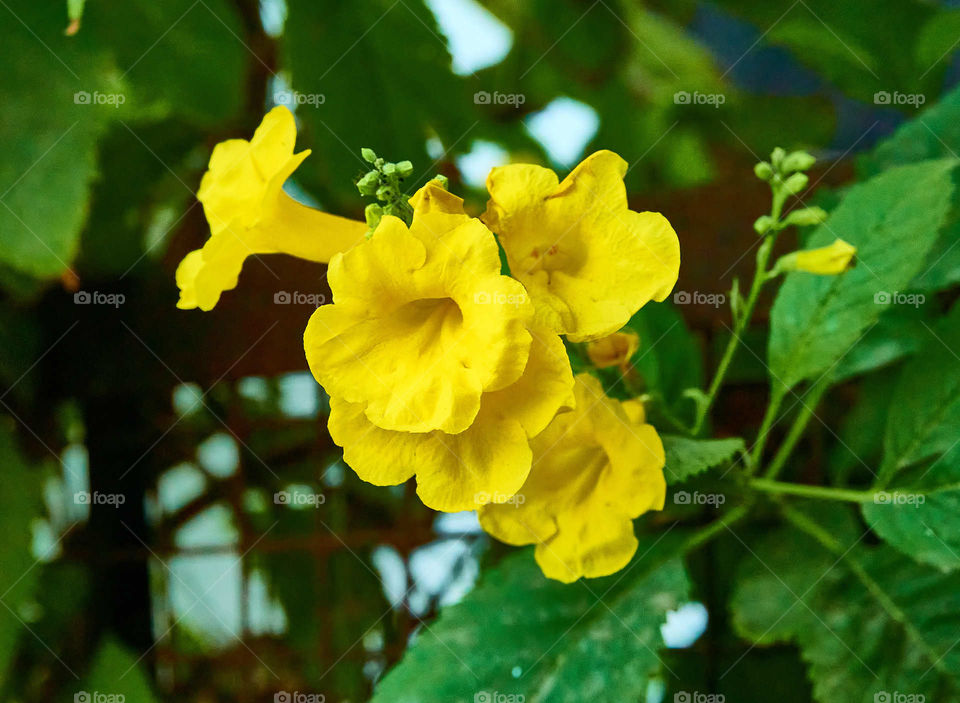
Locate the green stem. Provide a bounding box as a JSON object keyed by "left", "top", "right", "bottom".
{"left": 681, "top": 505, "right": 750, "bottom": 553}
{"left": 749, "top": 478, "right": 876, "bottom": 503}
{"left": 763, "top": 375, "right": 831, "bottom": 479}
{"left": 746, "top": 382, "right": 786, "bottom": 472}
{"left": 693, "top": 237, "right": 775, "bottom": 435}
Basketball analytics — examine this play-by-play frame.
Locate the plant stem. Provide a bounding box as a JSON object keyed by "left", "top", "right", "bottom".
{"left": 763, "top": 375, "right": 831, "bottom": 479}
{"left": 749, "top": 478, "right": 876, "bottom": 503}
{"left": 682, "top": 505, "right": 750, "bottom": 553}
{"left": 692, "top": 237, "right": 775, "bottom": 435}
{"left": 746, "top": 382, "right": 786, "bottom": 472}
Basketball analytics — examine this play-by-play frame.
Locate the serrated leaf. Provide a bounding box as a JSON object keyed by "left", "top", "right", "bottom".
{"left": 731, "top": 507, "right": 960, "bottom": 703}
{"left": 371, "top": 538, "right": 690, "bottom": 703}
{"left": 662, "top": 435, "right": 745, "bottom": 484}
{"left": 768, "top": 159, "right": 955, "bottom": 390}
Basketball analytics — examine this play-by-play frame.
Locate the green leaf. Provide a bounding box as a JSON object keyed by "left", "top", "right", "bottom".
{"left": 864, "top": 486, "right": 960, "bottom": 572}
{"left": 281, "top": 0, "right": 473, "bottom": 209}
{"left": 879, "top": 302, "right": 960, "bottom": 477}
{"left": 731, "top": 507, "right": 960, "bottom": 703}
{"left": 371, "top": 538, "right": 690, "bottom": 703}
{"left": 78, "top": 637, "right": 160, "bottom": 702}
{"left": 662, "top": 435, "right": 745, "bottom": 484}
{"left": 768, "top": 159, "right": 955, "bottom": 390}
{"left": 831, "top": 303, "right": 930, "bottom": 382}
{"left": 0, "top": 420, "right": 43, "bottom": 688}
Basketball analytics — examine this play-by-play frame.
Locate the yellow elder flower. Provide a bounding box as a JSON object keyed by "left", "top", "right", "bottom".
{"left": 176, "top": 106, "right": 366, "bottom": 311}
{"left": 326, "top": 330, "right": 575, "bottom": 512}
{"left": 791, "top": 238, "right": 857, "bottom": 275}
{"left": 483, "top": 150, "right": 680, "bottom": 342}
{"left": 586, "top": 329, "right": 640, "bottom": 369}
{"left": 478, "top": 373, "right": 666, "bottom": 582}
{"left": 304, "top": 182, "right": 537, "bottom": 435}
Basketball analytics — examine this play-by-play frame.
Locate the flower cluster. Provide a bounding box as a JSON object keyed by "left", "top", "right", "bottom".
{"left": 175, "top": 107, "right": 681, "bottom": 581}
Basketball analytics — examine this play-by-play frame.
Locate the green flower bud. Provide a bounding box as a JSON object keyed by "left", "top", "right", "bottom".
{"left": 782, "top": 206, "right": 828, "bottom": 228}
{"left": 376, "top": 185, "right": 393, "bottom": 201}
{"left": 364, "top": 202, "right": 383, "bottom": 230}
{"left": 431, "top": 174, "right": 449, "bottom": 189}
{"left": 754, "top": 215, "right": 774, "bottom": 235}
{"left": 361, "top": 147, "right": 377, "bottom": 163}
{"left": 754, "top": 161, "right": 774, "bottom": 181}
{"left": 382, "top": 162, "right": 397, "bottom": 176}
{"left": 783, "top": 172, "right": 809, "bottom": 194}
{"left": 396, "top": 160, "right": 414, "bottom": 178}
{"left": 781, "top": 150, "right": 816, "bottom": 173}
{"left": 356, "top": 171, "right": 380, "bottom": 196}
{"left": 770, "top": 147, "right": 786, "bottom": 169}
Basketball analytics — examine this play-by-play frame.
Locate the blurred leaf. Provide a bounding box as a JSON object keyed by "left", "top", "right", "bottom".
{"left": 371, "top": 537, "right": 689, "bottom": 703}
{"left": 662, "top": 435, "right": 745, "bottom": 484}
{"left": 282, "top": 0, "right": 473, "bottom": 209}
{"left": 768, "top": 159, "right": 955, "bottom": 390}
{"left": 831, "top": 303, "right": 930, "bottom": 382}
{"left": 0, "top": 420, "right": 44, "bottom": 688}
{"left": 78, "top": 637, "right": 159, "bottom": 702}
{"left": 859, "top": 84, "right": 960, "bottom": 291}
{"left": 731, "top": 506, "right": 960, "bottom": 703}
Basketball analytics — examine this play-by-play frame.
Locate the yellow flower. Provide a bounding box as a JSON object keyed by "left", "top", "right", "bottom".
{"left": 586, "top": 329, "right": 640, "bottom": 369}
{"left": 304, "top": 182, "right": 535, "bottom": 435}
{"left": 478, "top": 373, "right": 666, "bottom": 582}
{"left": 483, "top": 150, "right": 680, "bottom": 341}
{"left": 325, "top": 329, "right": 575, "bottom": 512}
{"left": 176, "top": 106, "right": 366, "bottom": 311}
{"left": 790, "top": 238, "right": 857, "bottom": 275}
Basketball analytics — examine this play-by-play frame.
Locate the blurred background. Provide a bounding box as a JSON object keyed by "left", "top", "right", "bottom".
{"left": 1, "top": 0, "right": 958, "bottom": 700}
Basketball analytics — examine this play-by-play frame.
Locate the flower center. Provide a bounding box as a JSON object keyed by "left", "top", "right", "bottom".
{"left": 394, "top": 297, "right": 464, "bottom": 338}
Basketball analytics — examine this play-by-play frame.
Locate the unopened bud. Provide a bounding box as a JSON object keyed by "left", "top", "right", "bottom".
{"left": 361, "top": 147, "right": 377, "bottom": 163}
{"left": 754, "top": 161, "right": 774, "bottom": 181}
{"left": 782, "top": 206, "right": 828, "bottom": 228}
{"left": 781, "top": 150, "right": 816, "bottom": 173}
{"left": 754, "top": 215, "right": 774, "bottom": 235}
{"left": 782, "top": 172, "right": 809, "bottom": 194}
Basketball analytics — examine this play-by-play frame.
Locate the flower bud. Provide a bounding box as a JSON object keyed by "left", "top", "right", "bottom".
{"left": 770, "top": 147, "right": 786, "bottom": 169}
{"left": 586, "top": 330, "right": 640, "bottom": 369}
{"left": 781, "top": 150, "right": 816, "bottom": 173}
{"left": 779, "top": 238, "right": 857, "bottom": 275}
{"left": 356, "top": 171, "right": 380, "bottom": 196}
{"left": 382, "top": 162, "right": 397, "bottom": 176}
{"left": 754, "top": 161, "right": 774, "bottom": 181}
{"left": 754, "top": 215, "right": 774, "bottom": 235}
{"left": 782, "top": 172, "right": 809, "bottom": 194}
{"left": 397, "top": 160, "right": 414, "bottom": 178}
{"left": 361, "top": 147, "right": 377, "bottom": 163}
{"left": 782, "top": 206, "right": 828, "bottom": 228}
